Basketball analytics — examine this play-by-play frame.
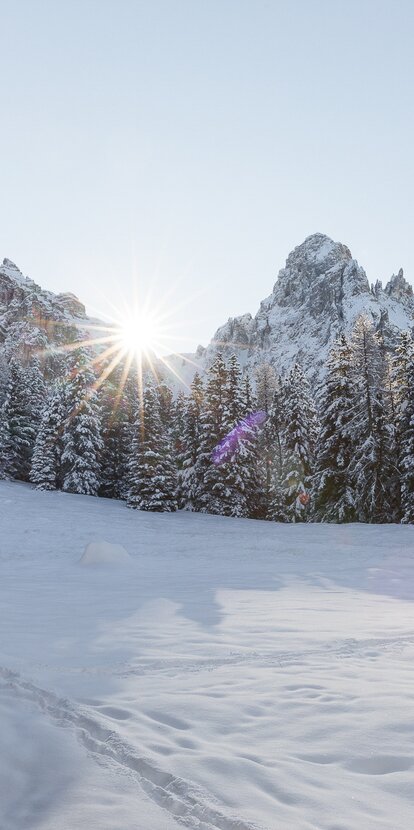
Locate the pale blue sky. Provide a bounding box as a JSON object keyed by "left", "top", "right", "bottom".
{"left": 0, "top": 0, "right": 413, "bottom": 352}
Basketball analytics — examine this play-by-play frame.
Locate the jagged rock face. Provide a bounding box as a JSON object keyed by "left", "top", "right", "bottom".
{"left": 1, "top": 236, "right": 413, "bottom": 389}
{"left": 0, "top": 259, "right": 87, "bottom": 354}
{"left": 200, "top": 234, "right": 414, "bottom": 384}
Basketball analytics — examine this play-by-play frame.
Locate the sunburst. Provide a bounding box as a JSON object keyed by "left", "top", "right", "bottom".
{"left": 37, "top": 282, "right": 205, "bottom": 419}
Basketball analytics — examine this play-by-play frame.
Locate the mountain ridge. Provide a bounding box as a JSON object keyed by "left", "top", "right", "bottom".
{"left": 1, "top": 234, "right": 413, "bottom": 386}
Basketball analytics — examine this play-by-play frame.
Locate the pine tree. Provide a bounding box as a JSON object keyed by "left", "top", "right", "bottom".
{"left": 393, "top": 332, "right": 414, "bottom": 523}
{"left": 61, "top": 347, "right": 103, "bottom": 496}
{"left": 171, "top": 390, "right": 187, "bottom": 508}
{"left": 282, "top": 363, "right": 319, "bottom": 521}
{"left": 98, "top": 369, "right": 136, "bottom": 500}
{"left": 180, "top": 373, "right": 204, "bottom": 510}
{"left": 156, "top": 378, "right": 174, "bottom": 430}
{"left": 348, "top": 317, "right": 395, "bottom": 522}
{"left": 219, "top": 355, "right": 251, "bottom": 517}
{"left": 126, "top": 381, "right": 177, "bottom": 512}
{"left": 267, "top": 377, "right": 288, "bottom": 521}
{"left": 193, "top": 354, "right": 230, "bottom": 514}
{"left": 25, "top": 356, "right": 47, "bottom": 422}
{"left": 0, "top": 359, "right": 38, "bottom": 480}
{"left": 313, "top": 334, "right": 356, "bottom": 522}
{"left": 30, "top": 385, "right": 65, "bottom": 490}
{"left": 255, "top": 363, "right": 279, "bottom": 518}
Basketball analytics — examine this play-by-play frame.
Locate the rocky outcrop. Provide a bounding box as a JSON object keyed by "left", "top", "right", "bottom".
{"left": 0, "top": 259, "right": 87, "bottom": 353}
{"left": 199, "top": 234, "right": 414, "bottom": 384}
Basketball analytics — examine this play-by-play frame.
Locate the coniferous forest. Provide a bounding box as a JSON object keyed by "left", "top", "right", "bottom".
{"left": 1, "top": 314, "right": 414, "bottom": 524}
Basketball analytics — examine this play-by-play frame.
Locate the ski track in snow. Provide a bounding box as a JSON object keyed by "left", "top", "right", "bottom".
{"left": 1, "top": 482, "right": 414, "bottom": 829}
{"left": 0, "top": 667, "right": 260, "bottom": 830}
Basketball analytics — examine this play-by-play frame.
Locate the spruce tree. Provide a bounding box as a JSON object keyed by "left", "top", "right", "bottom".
{"left": 126, "top": 381, "right": 177, "bottom": 512}
{"left": 30, "top": 385, "right": 65, "bottom": 490}
{"left": 348, "top": 316, "right": 395, "bottom": 522}
{"left": 193, "top": 354, "right": 230, "bottom": 514}
{"left": 61, "top": 347, "right": 103, "bottom": 496}
{"left": 171, "top": 390, "right": 187, "bottom": 508}
{"left": 180, "top": 373, "right": 204, "bottom": 510}
{"left": 393, "top": 332, "right": 414, "bottom": 523}
{"left": 313, "top": 334, "right": 356, "bottom": 522}
{"left": 267, "top": 377, "right": 288, "bottom": 521}
{"left": 282, "top": 363, "right": 319, "bottom": 521}
{"left": 0, "top": 359, "right": 38, "bottom": 480}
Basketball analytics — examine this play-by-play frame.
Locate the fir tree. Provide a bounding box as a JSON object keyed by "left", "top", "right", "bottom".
{"left": 282, "top": 363, "right": 319, "bottom": 520}
{"left": 98, "top": 369, "right": 136, "bottom": 500}
{"left": 30, "top": 385, "right": 65, "bottom": 490}
{"left": 61, "top": 347, "right": 103, "bottom": 496}
{"left": 313, "top": 334, "right": 356, "bottom": 522}
{"left": 127, "top": 381, "right": 177, "bottom": 512}
{"left": 171, "top": 390, "right": 187, "bottom": 508}
{"left": 180, "top": 373, "right": 204, "bottom": 510}
{"left": 0, "top": 359, "right": 38, "bottom": 480}
{"left": 193, "top": 354, "right": 230, "bottom": 514}
{"left": 348, "top": 317, "right": 395, "bottom": 522}
{"left": 393, "top": 332, "right": 414, "bottom": 523}
{"left": 255, "top": 363, "right": 279, "bottom": 518}
{"left": 267, "top": 377, "right": 288, "bottom": 521}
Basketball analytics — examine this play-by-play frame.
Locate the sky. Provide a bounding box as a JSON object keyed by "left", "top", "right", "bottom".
{"left": 0, "top": 0, "right": 413, "bottom": 354}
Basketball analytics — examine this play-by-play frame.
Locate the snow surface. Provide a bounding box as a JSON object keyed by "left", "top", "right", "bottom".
{"left": 79, "top": 540, "right": 132, "bottom": 566}
{"left": 1, "top": 482, "right": 414, "bottom": 829}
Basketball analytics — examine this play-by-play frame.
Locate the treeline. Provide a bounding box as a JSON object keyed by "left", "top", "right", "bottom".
{"left": 0, "top": 315, "right": 413, "bottom": 523}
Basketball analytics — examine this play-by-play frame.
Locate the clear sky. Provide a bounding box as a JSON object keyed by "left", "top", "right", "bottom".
{"left": 0, "top": 0, "right": 413, "bottom": 353}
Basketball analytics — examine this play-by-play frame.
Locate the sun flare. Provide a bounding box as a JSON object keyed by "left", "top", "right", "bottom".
{"left": 117, "top": 311, "right": 162, "bottom": 359}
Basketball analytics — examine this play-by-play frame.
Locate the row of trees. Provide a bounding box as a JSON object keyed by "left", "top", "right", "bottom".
{"left": 0, "top": 316, "right": 413, "bottom": 523}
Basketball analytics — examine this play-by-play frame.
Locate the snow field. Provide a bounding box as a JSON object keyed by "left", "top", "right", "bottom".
{"left": 1, "top": 481, "right": 414, "bottom": 829}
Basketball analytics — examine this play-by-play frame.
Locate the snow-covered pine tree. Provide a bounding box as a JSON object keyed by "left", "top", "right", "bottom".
{"left": 0, "top": 359, "right": 38, "bottom": 480}
{"left": 97, "top": 365, "right": 138, "bottom": 500}
{"left": 126, "top": 380, "right": 177, "bottom": 512}
{"left": 239, "top": 370, "right": 265, "bottom": 518}
{"left": 61, "top": 346, "right": 103, "bottom": 496}
{"left": 267, "top": 376, "right": 288, "bottom": 521}
{"left": 313, "top": 333, "right": 356, "bottom": 522}
{"left": 180, "top": 373, "right": 204, "bottom": 510}
{"left": 219, "top": 354, "right": 253, "bottom": 518}
{"left": 171, "top": 390, "right": 187, "bottom": 508}
{"left": 193, "top": 354, "right": 230, "bottom": 514}
{"left": 0, "top": 404, "right": 10, "bottom": 480}
{"left": 254, "top": 363, "right": 278, "bottom": 518}
{"left": 348, "top": 316, "right": 395, "bottom": 522}
{"left": 156, "top": 378, "right": 174, "bottom": 430}
{"left": 25, "top": 356, "right": 47, "bottom": 423}
{"left": 282, "top": 363, "right": 319, "bottom": 521}
{"left": 393, "top": 331, "right": 414, "bottom": 523}
{"left": 241, "top": 371, "right": 255, "bottom": 415}
{"left": 30, "top": 385, "right": 65, "bottom": 490}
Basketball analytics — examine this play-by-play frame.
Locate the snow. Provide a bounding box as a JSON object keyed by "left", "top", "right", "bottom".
{"left": 1, "top": 481, "right": 414, "bottom": 829}
{"left": 78, "top": 540, "right": 131, "bottom": 566}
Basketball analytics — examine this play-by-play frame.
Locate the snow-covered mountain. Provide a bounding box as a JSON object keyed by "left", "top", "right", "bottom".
{"left": 187, "top": 233, "right": 414, "bottom": 384}
{"left": 0, "top": 257, "right": 89, "bottom": 357}
{"left": 2, "top": 233, "right": 414, "bottom": 385}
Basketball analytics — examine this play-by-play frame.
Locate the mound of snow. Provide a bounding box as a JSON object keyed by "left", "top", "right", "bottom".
{"left": 79, "top": 541, "right": 131, "bottom": 566}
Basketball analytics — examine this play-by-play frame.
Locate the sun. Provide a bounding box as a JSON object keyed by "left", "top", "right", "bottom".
{"left": 118, "top": 311, "right": 161, "bottom": 359}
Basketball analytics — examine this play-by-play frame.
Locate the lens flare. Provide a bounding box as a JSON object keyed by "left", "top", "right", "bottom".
{"left": 212, "top": 410, "right": 267, "bottom": 465}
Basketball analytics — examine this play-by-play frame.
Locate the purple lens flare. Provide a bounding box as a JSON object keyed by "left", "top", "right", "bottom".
{"left": 212, "top": 410, "right": 267, "bottom": 465}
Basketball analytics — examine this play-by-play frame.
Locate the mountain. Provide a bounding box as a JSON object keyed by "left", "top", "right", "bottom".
{"left": 1, "top": 233, "right": 414, "bottom": 389}
{"left": 179, "top": 233, "right": 414, "bottom": 384}
{"left": 0, "top": 257, "right": 89, "bottom": 358}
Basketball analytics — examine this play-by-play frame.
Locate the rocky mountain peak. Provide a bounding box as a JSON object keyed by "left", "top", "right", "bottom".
{"left": 196, "top": 234, "right": 414, "bottom": 386}
{"left": 384, "top": 268, "right": 414, "bottom": 306}
{"left": 283, "top": 233, "right": 352, "bottom": 273}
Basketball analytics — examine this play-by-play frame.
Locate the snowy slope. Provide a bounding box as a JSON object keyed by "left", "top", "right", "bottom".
{"left": 1, "top": 482, "right": 414, "bottom": 829}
